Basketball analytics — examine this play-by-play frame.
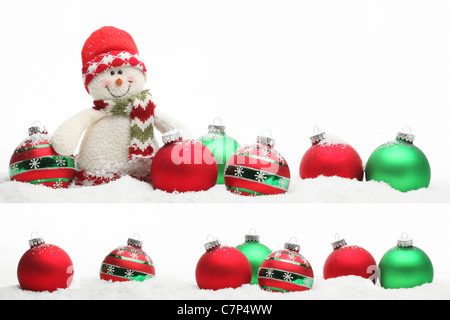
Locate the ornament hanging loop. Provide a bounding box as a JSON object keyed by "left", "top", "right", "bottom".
{"left": 397, "top": 232, "right": 413, "bottom": 247}
{"left": 132, "top": 233, "right": 141, "bottom": 240}
{"left": 313, "top": 125, "right": 320, "bottom": 134}
{"left": 245, "top": 228, "right": 259, "bottom": 242}
{"left": 213, "top": 117, "right": 222, "bottom": 125}
{"left": 262, "top": 129, "right": 272, "bottom": 137}
{"left": 401, "top": 126, "right": 412, "bottom": 134}
{"left": 30, "top": 231, "right": 40, "bottom": 239}
{"left": 29, "top": 120, "right": 43, "bottom": 136}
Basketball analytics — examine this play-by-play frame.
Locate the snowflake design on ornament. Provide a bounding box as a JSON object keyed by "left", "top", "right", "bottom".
{"left": 300, "top": 255, "right": 309, "bottom": 267}
{"left": 11, "top": 164, "right": 19, "bottom": 174}
{"left": 129, "top": 252, "right": 139, "bottom": 260}
{"left": 145, "top": 255, "right": 153, "bottom": 263}
{"left": 55, "top": 156, "right": 66, "bottom": 167}
{"left": 259, "top": 149, "right": 270, "bottom": 158}
{"left": 287, "top": 253, "right": 296, "bottom": 261}
{"left": 303, "top": 278, "right": 311, "bottom": 287}
{"left": 265, "top": 269, "right": 274, "bottom": 278}
{"left": 106, "top": 265, "right": 115, "bottom": 275}
{"left": 278, "top": 178, "right": 288, "bottom": 189}
{"left": 117, "top": 248, "right": 125, "bottom": 255}
{"left": 232, "top": 189, "right": 242, "bottom": 195}
{"left": 254, "top": 171, "right": 267, "bottom": 182}
{"left": 276, "top": 152, "right": 285, "bottom": 164}
{"left": 243, "top": 146, "right": 254, "bottom": 154}
{"left": 29, "top": 159, "right": 40, "bottom": 170}
{"left": 52, "top": 180, "right": 64, "bottom": 189}
{"left": 273, "top": 251, "right": 282, "bottom": 258}
{"left": 124, "top": 270, "right": 134, "bottom": 279}
{"left": 234, "top": 166, "right": 244, "bottom": 177}
{"left": 283, "top": 272, "right": 293, "bottom": 282}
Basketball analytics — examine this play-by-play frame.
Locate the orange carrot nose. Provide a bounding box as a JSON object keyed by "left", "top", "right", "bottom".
{"left": 115, "top": 78, "right": 123, "bottom": 86}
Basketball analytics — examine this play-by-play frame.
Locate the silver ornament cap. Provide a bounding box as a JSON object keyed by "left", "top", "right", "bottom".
{"left": 396, "top": 126, "right": 415, "bottom": 143}
{"left": 127, "top": 237, "right": 143, "bottom": 249}
{"left": 208, "top": 124, "right": 226, "bottom": 134}
{"left": 332, "top": 238, "right": 347, "bottom": 250}
{"left": 397, "top": 132, "right": 415, "bottom": 143}
{"left": 284, "top": 242, "right": 300, "bottom": 253}
{"left": 29, "top": 236, "right": 45, "bottom": 248}
{"left": 245, "top": 234, "right": 260, "bottom": 242}
{"left": 162, "top": 130, "right": 182, "bottom": 144}
{"left": 397, "top": 233, "right": 413, "bottom": 247}
{"left": 204, "top": 239, "right": 221, "bottom": 251}
{"left": 257, "top": 135, "right": 275, "bottom": 148}
{"left": 310, "top": 132, "right": 326, "bottom": 144}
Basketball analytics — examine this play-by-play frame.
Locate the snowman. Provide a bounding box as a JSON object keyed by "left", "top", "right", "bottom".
{"left": 52, "top": 26, "right": 190, "bottom": 186}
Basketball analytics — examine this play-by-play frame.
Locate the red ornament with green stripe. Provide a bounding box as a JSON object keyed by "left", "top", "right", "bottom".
{"left": 224, "top": 134, "right": 290, "bottom": 196}
{"left": 258, "top": 240, "right": 314, "bottom": 292}
{"left": 100, "top": 236, "right": 155, "bottom": 282}
{"left": 9, "top": 123, "right": 76, "bottom": 188}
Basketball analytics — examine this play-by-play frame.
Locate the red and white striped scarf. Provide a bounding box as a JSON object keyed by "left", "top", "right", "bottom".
{"left": 93, "top": 89, "right": 156, "bottom": 160}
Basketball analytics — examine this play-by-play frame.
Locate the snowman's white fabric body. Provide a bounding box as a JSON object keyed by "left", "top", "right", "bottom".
{"left": 52, "top": 27, "right": 190, "bottom": 186}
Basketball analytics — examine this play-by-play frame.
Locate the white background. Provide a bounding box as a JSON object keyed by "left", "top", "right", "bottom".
{"left": 0, "top": 0, "right": 450, "bottom": 299}
{"left": 1, "top": 0, "right": 449, "bottom": 176}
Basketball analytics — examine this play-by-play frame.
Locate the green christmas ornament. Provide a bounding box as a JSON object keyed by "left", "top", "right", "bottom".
{"left": 198, "top": 120, "right": 240, "bottom": 184}
{"left": 236, "top": 230, "right": 272, "bottom": 285}
{"left": 365, "top": 128, "right": 431, "bottom": 192}
{"left": 379, "top": 233, "right": 433, "bottom": 289}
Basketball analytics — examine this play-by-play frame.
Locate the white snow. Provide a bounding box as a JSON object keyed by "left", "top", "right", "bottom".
{"left": 1, "top": 173, "right": 448, "bottom": 203}
{"left": 1, "top": 276, "right": 448, "bottom": 300}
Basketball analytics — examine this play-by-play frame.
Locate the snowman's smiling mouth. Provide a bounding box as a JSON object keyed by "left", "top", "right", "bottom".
{"left": 106, "top": 84, "right": 131, "bottom": 98}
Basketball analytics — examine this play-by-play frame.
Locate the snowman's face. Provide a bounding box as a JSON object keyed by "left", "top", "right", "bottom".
{"left": 88, "top": 66, "right": 145, "bottom": 100}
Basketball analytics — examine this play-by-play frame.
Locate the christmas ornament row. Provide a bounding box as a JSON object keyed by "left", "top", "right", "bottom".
{"left": 9, "top": 122, "right": 430, "bottom": 193}
{"left": 16, "top": 231, "right": 433, "bottom": 293}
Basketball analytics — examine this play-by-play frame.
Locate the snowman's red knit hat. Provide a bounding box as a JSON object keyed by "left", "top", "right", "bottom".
{"left": 81, "top": 26, "right": 147, "bottom": 92}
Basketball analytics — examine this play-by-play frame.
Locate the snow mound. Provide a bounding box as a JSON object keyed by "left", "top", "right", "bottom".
{"left": 1, "top": 173, "right": 448, "bottom": 203}
{"left": 0, "top": 276, "right": 447, "bottom": 300}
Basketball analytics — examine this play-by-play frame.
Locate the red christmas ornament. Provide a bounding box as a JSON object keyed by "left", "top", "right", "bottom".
{"left": 150, "top": 130, "right": 218, "bottom": 193}
{"left": 224, "top": 133, "right": 290, "bottom": 196}
{"left": 299, "top": 129, "right": 363, "bottom": 181}
{"left": 9, "top": 122, "right": 76, "bottom": 188}
{"left": 17, "top": 233, "right": 74, "bottom": 292}
{"left": 323, "top": 235, "right": 377, "bottom": 283}
{"left": 258, "top": 240, "right": 314, "bottom": 292}
{"left": 196, "top": 237, "right": 252, "bottom": 290}
{"left": 100, "top": 236, "right": 155, "bottom": 282}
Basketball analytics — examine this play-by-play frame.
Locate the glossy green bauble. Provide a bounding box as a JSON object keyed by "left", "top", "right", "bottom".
{"left": 236, "top": 236, "right": 272, "bottom": 285}
{"left": 198, "top": 124, "right": 240, "bottom": 185}
{"left": 379, "top": 240, "right": 433, "bottom": 289}
{"left": 365, "top": 134, "right": 430, "bottom": 192}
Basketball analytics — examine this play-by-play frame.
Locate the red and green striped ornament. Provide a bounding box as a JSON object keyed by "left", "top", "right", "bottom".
{"left": 100, "top": 236, "right": 155, "bottom": 282}
{"left": 258, "top": 240, "right": 314, "bottom": 292}
{"left": 224, "top": 134, "right": 290, "bottom": 196}
{"left": 9, "top": 123, "right": 76, "bottom": 188}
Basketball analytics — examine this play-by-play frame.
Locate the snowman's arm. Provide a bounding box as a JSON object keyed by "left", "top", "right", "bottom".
{"left": 154, "top": 108, "right": 192, "bottom": 139}
{"left": 52, "top": 109, "right": 105, "bottom": 156}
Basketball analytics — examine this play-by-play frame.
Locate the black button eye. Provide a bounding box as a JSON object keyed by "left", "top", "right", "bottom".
{"left": 110, "top": 71, "right": 115, "bottom": 76}
{"left": 118, "top": 70, "right": 123, "bottom": 75}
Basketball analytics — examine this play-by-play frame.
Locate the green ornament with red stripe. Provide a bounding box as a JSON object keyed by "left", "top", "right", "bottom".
{"left": 9, "top": 122, "right": 76, "bottom": 188}
{"left": 224, "top": 131, "right": 290, "bottom": 196}
{"left": 258, "top": 239, "right": 314, "bottom": 292}
{"left": 100, "top": 235, "right": 155, "bottom": 282}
